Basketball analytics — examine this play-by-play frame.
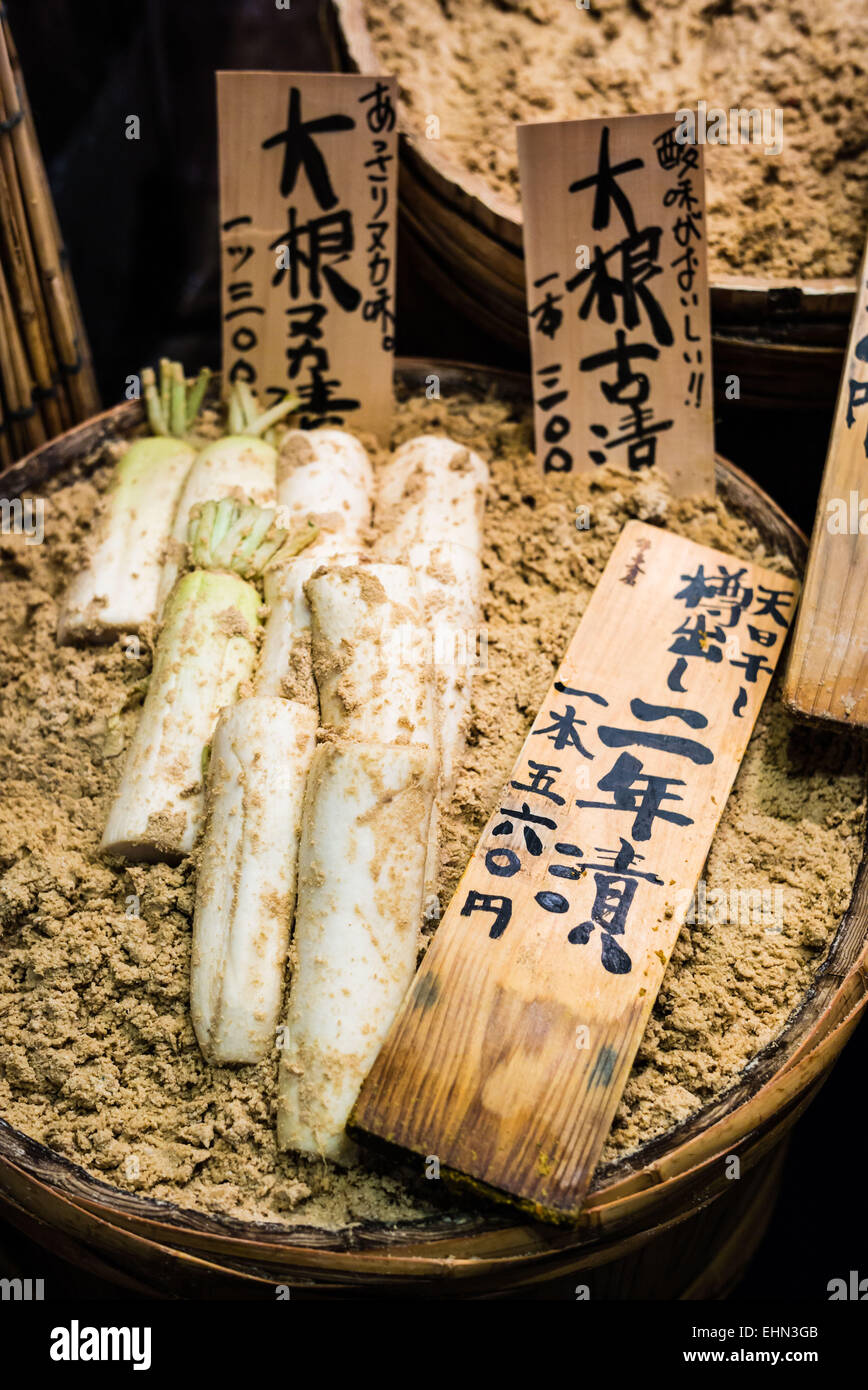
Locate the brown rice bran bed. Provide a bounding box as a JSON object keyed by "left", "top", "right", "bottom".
{"left": 364, "top": 0, "right": 868, "bottom": 280}
{"left": 0, "top": 385, "right": 864, "bottom": 1228}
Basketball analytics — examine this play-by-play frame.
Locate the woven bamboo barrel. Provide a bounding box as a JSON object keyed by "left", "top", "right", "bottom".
{"left": 0, "top": 359, "right": 866, "bottom": 1298}
{"left": 324, "top": 1, "right": 856, "bottom": 412}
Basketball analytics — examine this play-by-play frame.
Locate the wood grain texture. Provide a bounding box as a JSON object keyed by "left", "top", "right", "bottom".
{"left": 2, "top": 365, "right": 866, "bottom": 1294}
{"left": 518, "top": 114, "right": 714, "bottom": 496}
{"left": 784, "top": 235, "right": 868, "bottom": 726}
{"left": 351, "top": 522, "right": 799, "bottom": 1222}
{"left": 217, "top": 70, "right": 397, "bottom": 438}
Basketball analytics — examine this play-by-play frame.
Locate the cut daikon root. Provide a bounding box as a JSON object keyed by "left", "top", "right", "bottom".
{"left": 407, "top": 539, "right": 484, "bottom": 798}
{"left": 255, "top": 429, "right": 372, "bottom": 701}
{"left": 57, "top": 436, "right": 196, "bottom": 644}
{"left": 157, "top": 436, "right": 277, "bottom": 613}
{"left": 187, "top": 497, "right": 316, "bottom": 577}
{"left": 100, "top": 499, "right": 309, "bottom": 863}
{"left": 101, "top": 569, "right": 261, "bottom": 861}
{"left": 374, "top": 440, "right": 489, "bottom": 897}
{"left": 375, "top": 434, "right": 489, "bottom": 556}
{"left": 191, "top": 696, "right": 317, "bottom": 1064}
{"left": 277, "top": 740, "right": 437, "bottom": 1163}
{"left": 306, "top": 562, "right": 435, "bottom": 746}
{"left": 277, "top": 429, "right": 373, "bottom": 552}
{"left": 256, "top": 551, "right": 357, "bottom": 706}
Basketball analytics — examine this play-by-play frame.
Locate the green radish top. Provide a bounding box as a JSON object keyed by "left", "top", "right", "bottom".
{"left": 186, "top": 498, "right": 318, "bottom": 581}
{"left": 142, "top": 358, "right": 212, "bottom": 441}
{"left": 226, "top": 380, "right": 300, "bottom": 444}
{"left": 140, "top": 364, "right": 300, "bottom": 448}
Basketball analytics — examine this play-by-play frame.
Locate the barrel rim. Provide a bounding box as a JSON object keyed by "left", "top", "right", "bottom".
{"left": 326, "top": 0, "right": 860, "bottom": 318}
{"left": 0, "top": 357, "right": 865, "bottom": 1264}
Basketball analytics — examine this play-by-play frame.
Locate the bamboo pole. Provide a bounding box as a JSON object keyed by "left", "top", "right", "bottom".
{"left": 0, "top": 8, "right": 99, "bottom": 463}
{"left": 0, "top": 139, "right": 62, "bottom": 436}
{"left": 0, "top": 247, "right": 44, "bottom": 454}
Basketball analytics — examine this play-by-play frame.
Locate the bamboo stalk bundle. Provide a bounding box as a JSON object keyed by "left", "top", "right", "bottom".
{"left": 0, "top": 10, "right": 99, "bottom": 470}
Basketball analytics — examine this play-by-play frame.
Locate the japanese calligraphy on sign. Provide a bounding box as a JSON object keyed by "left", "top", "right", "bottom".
{"left": 351, "top": 522, "right": 799, "bottom": 1220}
{"left": 217, "top": 71, "right": 397, "bottom": 437}
{"left": 785, "top": 236, "right": 868, "bottom": 727}
{"left": 840, "top": 265, "right": 868, "bottom": 463}
{"left": 518, "top": 113, "right": 714, "bottom": 496}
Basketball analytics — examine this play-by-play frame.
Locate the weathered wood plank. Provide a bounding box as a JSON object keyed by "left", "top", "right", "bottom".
{"left": 217, "top": 70, "right": 397, "bottom": 438}
{"left": 518, "top": 113, "right": 714, "bottom": 496}
{"left": 784, "top": 233, "right": 868, "bottom": 727}
{"left": 351, "top": 522, "right": 798, "bottom": 1221}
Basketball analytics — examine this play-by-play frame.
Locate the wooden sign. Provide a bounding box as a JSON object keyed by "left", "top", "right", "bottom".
{"left": 784, "top": 232, "right": 868, "bottom": 727}
{"left": 351, "top": 522, "right": 798, "bottom": 1221}
{"left": 518, "top": 113, "right": 714, "bottom": 497}
{"left": 217, "top": 71, "right": 397, "bottom": 438}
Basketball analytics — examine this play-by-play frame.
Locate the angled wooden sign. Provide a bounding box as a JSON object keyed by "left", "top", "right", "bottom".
{"left": 784, "top": 231, "right": 868, "bottom": 727}
{"left": 351, "top": 522, "right": 798, "bottom": 1221}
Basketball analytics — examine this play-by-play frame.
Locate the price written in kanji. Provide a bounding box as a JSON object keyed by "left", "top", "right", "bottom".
{"left": 351, "top": 522, "right": 799, "bottom": 1221}
{"left": 217, "top": 71, "right": 398, "bottom": 438}
{"left": 518, "top": 113, "right": 714, "bottom": 497}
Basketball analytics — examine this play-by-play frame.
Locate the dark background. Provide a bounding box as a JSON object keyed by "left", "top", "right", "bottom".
{"left": 1, "top": 0, "right": 865, "bottom": 1300}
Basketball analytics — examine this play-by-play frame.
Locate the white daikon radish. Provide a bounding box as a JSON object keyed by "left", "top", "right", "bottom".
{"left": 277, "top": 740, "right": 437, "bottom": 1163}
{"left": 406, "top": 539, "right": 482, "bottom": 625}
{"left": 58, "top": 436, "right": 196, "bottom": 644}
{"left": 102, "top": 501, "right": 310, "bottom": 862}
{"left": 375, "top": 438, "right": 489, "bottom": 913}
{"left": 375, "top": 434, "right": 489, "bottom": 556}
{"left": 256, "top": 555, "right": 321, "bottom": 706}
{"left": 191, "top": 696, "right": 317, "bottom": 1064}
{"left": 256, "top": 550, "right": 357, "bottom": 706}
{"left": 306, "top": 562, "right": 435, "bottom": 747}
{"left": 256, "top": 430, "right": 372, "bottom": 702}
{"left": 57, "top": 358, "right": 217, "bottom": 645}
{"left": 277, "top": 429, "right": 373, "bottom": 552}
{"left": 101, "top": 569, "right": 260, "bottom": 862}
{"left": 156, "top": 436, "right": 278, "bottom": 613}
{"left": 155, "top": 378, "right": 302, "bottom": 613}
{"left": 407, "top": 539, "right": 484, "bottom": 797}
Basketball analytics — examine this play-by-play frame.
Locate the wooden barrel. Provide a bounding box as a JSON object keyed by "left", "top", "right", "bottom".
{"left": 0, "top": 359, "right": 866, "bottom": 1298}
{"left": 324, "top": 1, "right": 856, "bottom": 413}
